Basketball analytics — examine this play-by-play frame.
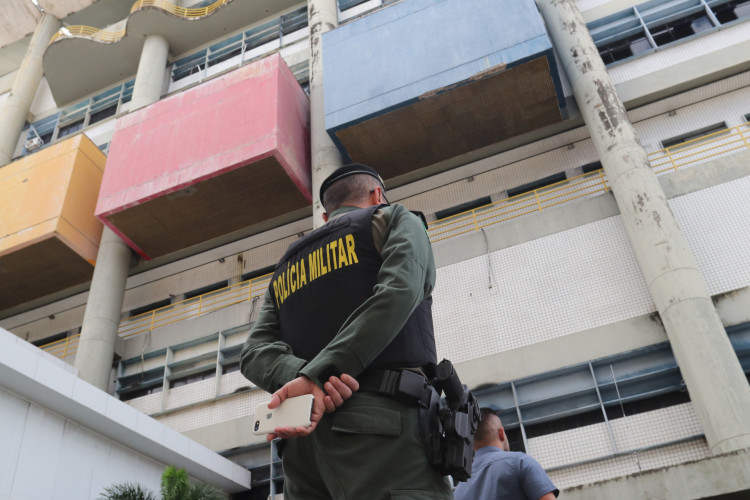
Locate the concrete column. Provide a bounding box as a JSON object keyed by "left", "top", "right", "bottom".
{"left": 0, "top": 14, "right": 60, "bottom": 166}
{"left": 75, "top": 227, "right": 132, "bottom": 391}
{"left": 536, "top": 0, "right": 750, "bottom": 455}
{"left": 309, "top": 0, "right": 344, "bottom": 228}
{"left": 130, "top": 34, "right": 169, "bottom": 112}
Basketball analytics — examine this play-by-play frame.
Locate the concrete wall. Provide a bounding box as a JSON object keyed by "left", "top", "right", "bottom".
{"left": 0, "top": 326, "right": 251, "bottom": 498}
{"left": 560, "top": 449, "right": 750, "bottom": 499}
{"left": 1, "top": 386, "right": 166, "bottom": 499}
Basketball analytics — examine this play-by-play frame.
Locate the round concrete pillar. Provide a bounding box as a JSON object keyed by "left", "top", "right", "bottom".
{"left": 130, "top": 34, "right": 170, "bottom": 112}
{"left": 309, "top": 0, "right": 344, "bottom": 228}
{"left": 535, "top": 0, "right": 750, "bottom": 454}
{"left": 0, "top": 14, "right": 60, "bottom": 166}
{"left": 75, "top": 227, "right": 132, "bottom": 391}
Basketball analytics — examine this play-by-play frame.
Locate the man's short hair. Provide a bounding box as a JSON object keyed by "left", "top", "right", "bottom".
{"left": 320, "top": 164, "right": 385, "bottom": 213}
{"left": 475, "top": 407, "right": 502, "bottom": 443}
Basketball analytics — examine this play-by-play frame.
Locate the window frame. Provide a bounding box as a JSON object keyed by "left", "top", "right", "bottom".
{"left": 590, "top": 0, "right": 750, "bottom": 66}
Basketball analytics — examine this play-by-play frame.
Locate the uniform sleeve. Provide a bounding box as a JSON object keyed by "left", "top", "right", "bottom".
{"left": 519, "top": 454, "right": 559, "bottom": 500}
{"left": 239, "top": 289, "right": 307, "bottom": 393}
{"left": 299, "top": 204, "right": 436, "bottom": 384}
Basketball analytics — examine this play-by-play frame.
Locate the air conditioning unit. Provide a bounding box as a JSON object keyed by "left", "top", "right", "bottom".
{"left": 25, "top": 136, "right": 44, "bottom": 151}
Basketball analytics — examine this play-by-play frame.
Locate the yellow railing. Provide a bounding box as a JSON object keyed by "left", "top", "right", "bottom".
{"left": 647, "top": 121, "right": 750, "bottom": 173}
{"left": 40, "top": 334, "right": 80, "bottom": 359}
{"left": 49, "top": 25, "right": 127, "bottom": 44}
{"left": 49, "top": 0, "right": 230, "bottom": 45}
{"left": 428, "top": 121, "right": 750, "bottom": 242}
{"left": 130, "top": 0, "right": 230, "bottom": 18}
{"left": 116, "top": 273, "right": 271, "bottom": 339}
{"left": 428, "top": 169, "right": 610, "bottom": 242}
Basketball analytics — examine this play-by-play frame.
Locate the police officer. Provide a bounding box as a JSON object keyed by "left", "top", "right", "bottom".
{"left": 240, "top": 164, "right": 452, "bottom": 499}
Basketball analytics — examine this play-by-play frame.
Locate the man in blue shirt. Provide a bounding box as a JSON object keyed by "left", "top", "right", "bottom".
{"left": 454, "top": 408, "right": 559, "bottom": 500}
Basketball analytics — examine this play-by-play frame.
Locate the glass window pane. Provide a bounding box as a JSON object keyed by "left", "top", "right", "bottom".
{"left": 58, "top": 119, "right": 84, "bottom": 138}
{"left": 89, "top": 105, "right": 117, "bottom": 124}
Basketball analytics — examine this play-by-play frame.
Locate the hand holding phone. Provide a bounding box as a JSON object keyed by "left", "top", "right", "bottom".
{"left": 252, "top": 394, "right": 314, "bottom": 435}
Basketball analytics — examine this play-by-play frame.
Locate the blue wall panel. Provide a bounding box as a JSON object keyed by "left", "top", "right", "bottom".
{"left": 323, "top": 0, "right": 562, "bottom": 132}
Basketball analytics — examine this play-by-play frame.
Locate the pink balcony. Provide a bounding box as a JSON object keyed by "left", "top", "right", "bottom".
{"left": 96, "top": 54, "right": 310, "bottom": 260}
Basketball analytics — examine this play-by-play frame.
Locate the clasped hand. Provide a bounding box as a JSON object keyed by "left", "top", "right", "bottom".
{"left": 264, "top": 373, "right": 359, "bottom": 441}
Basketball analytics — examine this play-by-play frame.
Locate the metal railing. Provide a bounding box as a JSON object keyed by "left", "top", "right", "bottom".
{"left": 49, "top": 25, "right": 127, "bottom": 44}
{"left": 38, "top": 122, "right": 750, "bottom": 358}
{"left": 428, "top": 121, "right": 750, "bottom": 242}
{"left": 647, "top": 121, "right": 750, "bottom": 174}
{"left": 40, "top": 334, "right": 80, "bottom": 360}
{"left": 39, "top": 274, "right": 270, "bottom": 359}
{"left": 117, "top": 273, "right": 271, "bottom": 339}
{"left": 130, "top": 0, "right": 230, "bottom": 18}
{"left": 428, "top": 169, "right": 611, "bottom": 242}
{"left": 48, "top": 0, "right": 230, "bottom": 45}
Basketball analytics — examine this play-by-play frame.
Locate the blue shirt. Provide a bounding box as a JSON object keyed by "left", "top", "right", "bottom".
{"left": 454, "top": 447, "right": 559, "bottom": 500}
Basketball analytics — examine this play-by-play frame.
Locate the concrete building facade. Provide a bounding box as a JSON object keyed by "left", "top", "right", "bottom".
{"left": 2, "top": 0, "right": 750, "bottom": 498}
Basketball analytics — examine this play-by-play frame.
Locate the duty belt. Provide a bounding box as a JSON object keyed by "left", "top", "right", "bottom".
{"left": 358, "top": 369, "right": 432, "bottom": 407}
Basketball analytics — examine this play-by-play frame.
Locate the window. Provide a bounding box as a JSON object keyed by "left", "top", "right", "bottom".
{"left": 506, "top": 172, "right": 566, "bottom": 198}
{"left": 581, "top": 161, "right": 603, "bottom": 174}
{"left": 475, "top": 343, "right": 689, "bottom": 443}
{"left": 435, "top": 196, "right": 492, "bottom": 220}
{"left": 280, "top": 7, "right": 308, "bottom": 36}
{"left": 120, "top": 384, "right": 162, "bottom": 402}
{"left": 184, "top": 280, "right": 229, "bottom": 300}
{"left": 743, "top": 112, "right": 750, "bottom": 122}
{"left": 222, "top": 362, "right": 241, "bottom": 374}
{"left": 23, "top": 112, "right": 59, "bottom": 154}
{"left": 289, "top": 60, "right": 310, "bottom": 93}
{"left": 206, "top": 34, "right": 243, "bottom": 68}
{"left": 118, "top": 360, "right": 166, "bottom": 401}
{"left": 170, "top": 367, "right": 215, "bottom": 388}
{"left": 241, "top": 264, "right": 277, "bottom": 282}
{"left": 22, "top": 80, "right": 133, "bottom": 156}
{"left": 130, "top": 298, "right": 173, "bottom": 318}
{"left": 339, "top": 0, "right": 371, "bottom": 10}
{"left": 646, "top": 8, "right": 714, "bottom": 47}
{"left": 474, "top": 321, "right": 750, "bottom": 455}
{"left": 589, "top": 0, "right": 750, "bottom": 66}
{"left": 712, "top": 0, "right": 750, "bottom": 24}
{"left": 57, "top": 119, "right": 84, "bottom": 138}
{"left": 661, "top": 122, "right": 727, "bottom": 148}
{"left": 171, "top": 7, "right": 308, "bottom": 83}
{"left": 31, "top": 331, "right": 68, "bottom": 347}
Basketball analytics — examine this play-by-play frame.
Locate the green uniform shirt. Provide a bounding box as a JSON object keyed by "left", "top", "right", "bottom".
{"left": 240, "top": 203, "right": 436, "bottom": 391}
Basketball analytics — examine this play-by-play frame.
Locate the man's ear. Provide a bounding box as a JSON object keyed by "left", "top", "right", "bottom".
{"left": 322, "top": 212, "right": 329, "bottom": 223}
{"left": 370, "top": 186, "right": 383, "bottom": 205}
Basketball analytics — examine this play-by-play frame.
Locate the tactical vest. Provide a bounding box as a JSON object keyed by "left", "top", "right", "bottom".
{"left": 268, "top": 204, "right": 437, "bottom": 372}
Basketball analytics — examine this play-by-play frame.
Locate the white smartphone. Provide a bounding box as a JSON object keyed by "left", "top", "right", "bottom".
{"left": 252, "top": 394, "right": 314, "bottom": 435}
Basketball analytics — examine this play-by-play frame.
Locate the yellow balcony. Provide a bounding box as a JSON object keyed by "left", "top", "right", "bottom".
{"left": 0, "top": 135, "right": 105, "bottom": 312}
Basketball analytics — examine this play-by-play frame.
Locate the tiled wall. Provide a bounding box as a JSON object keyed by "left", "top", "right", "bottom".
{"left": 529, "top": 403, "right": 703, "bottom": 470}
{"left": 432, "top": 174, "right": 750, "bottom": 363}
{"left": 549, "top": 437, "right": 709, "bottom": 490}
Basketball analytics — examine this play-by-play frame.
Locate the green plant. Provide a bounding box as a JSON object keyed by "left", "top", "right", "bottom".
{"left": 160, "top": 466, "right": 191, "bottom": 500}
{"left": 100, "top": 466, "right": 224, "bottom": 500}
{"left": 99, "top": 482, "right": 158, "bottom": 500}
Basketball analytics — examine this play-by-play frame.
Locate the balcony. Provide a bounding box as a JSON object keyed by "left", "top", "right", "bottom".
{"left": 43, "top": 0, "right": 302, "bottom": 105}
{"left": 95, "top": 54, "right": 311, "bottom": 260}
{"left": 322, "top": 0, "right": 565, "bottom": 184}
{"left": 0, "top": 135, "right": 105, "bottom": 311}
